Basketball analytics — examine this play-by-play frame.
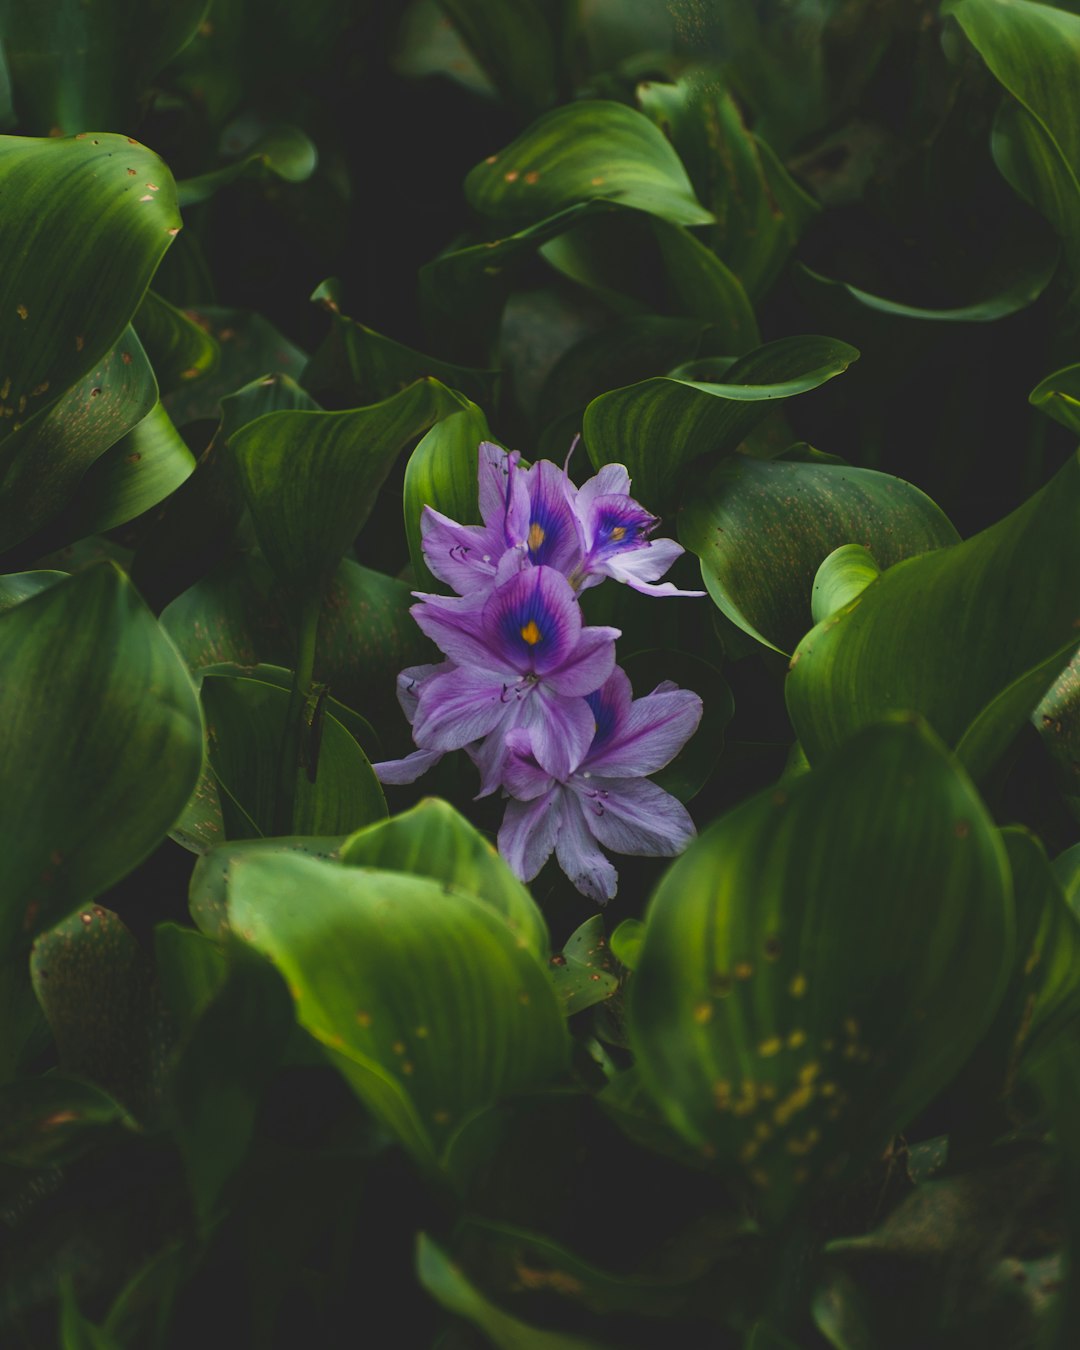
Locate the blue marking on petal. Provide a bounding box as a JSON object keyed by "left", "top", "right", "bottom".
{"left": 585, "top": 682, "right": 619, "bottom": 749}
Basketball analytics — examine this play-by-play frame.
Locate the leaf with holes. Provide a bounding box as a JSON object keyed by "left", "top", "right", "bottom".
{"left": 786, "top": 451, "right": 1080, "bottom": 776}
{"left": 549, "top": 915, "right": 619, "bottom": 1016}
{"left": 0, "top": 564, "right": 203, "bottom": 961}
{"left": 679, "top": 456, "right": 958, "bottom": 655}
{"left": 629, "top": 717, "right": 1013, "bottom": 1221}
{"left": 227, "top": 853, "right": 568, "bottom": 1169}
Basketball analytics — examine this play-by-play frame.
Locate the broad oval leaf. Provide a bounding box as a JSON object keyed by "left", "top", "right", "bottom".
{"left": 0, "top": 133, "right": 180, "bottom": 447}
{"left": 465, "top": 100, "right": 714, "bottom": 228}
{"left": 403, "top": 402, "right": 490, "bottom": 589}
{"left": 188, "top": 835, "right": 346, "bottom": 940}
{"left": 628, "top": 717, "right": 1013, "bottom": 1220}
{"left": 584, "top": 335, "right": 859, "bottom": 513}
{"left": 227, "top": 853, "right": 569, "bottom": 1168}
{"left": 340, "top": 798, "right": 549, "bottom": 957}
{"left": 0, "top": 569, "right": 65, "bottom": 612}
{"left": 680, "top": 456, "right": 957, "bottom": 654}
{"left": 786, "top": 451, "right": 1080, "bottom": 775}
{"left": 0, "top": 564, "right": 203, "bottom": 959}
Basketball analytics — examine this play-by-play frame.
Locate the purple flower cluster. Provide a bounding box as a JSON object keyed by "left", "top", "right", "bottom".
{"left": 375, "top": 442, "right": 704, "bottom": 902}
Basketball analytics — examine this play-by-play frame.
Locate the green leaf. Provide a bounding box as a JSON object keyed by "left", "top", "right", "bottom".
{"left": 786, "top": 451, "right": 1080, "bottom": 775}
{"left": 0, "top": 1074, "right": 128, "bottom": 1168}
{"left": 811, "top": 545, "right": 882, "bottom": 625}
{"left": 609, "top": 919, "right": 644, "bottom": 972}
{"left": 0, "top": 569, "right": 65, "bottom": 612}
{"left": 637, "top": 74, "right": 819, "bottom": 300}
{"left": 403, "top": 403, "right": 491, "bottom": 589}
{"left": 188, "top": 835, "right": 346, "bottom": 941}
{"left": 796, "top": 254, "right": 1057, "bottom": 323}
{"left": 436, "top": 0, "right": 556, "bottom": 116}
{"left": 549, "top": 916, "right": 619, "bottom": 1016}
{"left": 628, "top": 717, "right": 1013, "bottom": 1221}
{"left": 153, "top": 923, "right": 226, "bottom": 1038}
{"left": 200, "top": 673, "right": 385, "bottom": 839}
{"left": 340, "top": 798, "right": 548, "bottom": 957}
{"left": 416, "top": 1233, "right": 612, "bottom": 1350}
{"left": 0, "top": 133, "right": 180, "bottom": 446}
{"left": 226, "top": 853, "right": 568, "bottom": 1168}
{"left": 1030, "top": 362, "right": 1080, "bottom": 436}
{"left": 175, "top": 121, "right": 317, "bottom": 208}
{"left": 680, "top": 456, "right": 957, "bottom": 655}
{"left": 0, "top": 0, "right": 209, "bottom": 135}
{"left": 134, "top": 290, "right": 219, "bottom": 396}
{"left": 948, "top": 0, "right": 1080, "bottom": 279}
{"left": 0, "top": 328, "right": 157, "bottom": 554}
{"left": 0, "top": 564, "right": 203, "bottom": 959}
{"left": 229, "top": 378, "right": 465, "bottom": 593}
{"left": 306, "top": 277, "right": 496, "bottom": 408}
{"left": 30, "top": 905, "right": 161, "bottom": 1117}
{"left": 465, "top": 100, "right": 714, "bottom": 228}
{"left": 1035, "top": 644, "right": 1080, "bottom": 816}
{"left": 648, "top": 218, "right": 760, "bottom": 352}
{"left": 584, "top": 335, "right": 860, "bottom": 515}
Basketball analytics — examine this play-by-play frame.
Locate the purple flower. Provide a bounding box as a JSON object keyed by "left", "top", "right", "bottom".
{"left": 408, "top": 565, "right": 620, "bottom": 795}
{"left": 372, "top": 662, "right": 449, "bottom": 785}
{"left": 566, "top": 464, "right": 704, "bottom": 598}
{"left": 497, "top": 666, "right": 702, "bottom": 902}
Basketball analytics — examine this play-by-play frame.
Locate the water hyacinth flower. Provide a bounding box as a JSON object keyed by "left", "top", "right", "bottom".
{"left": 497, "top": 667, "right": 702, "bottom": 903}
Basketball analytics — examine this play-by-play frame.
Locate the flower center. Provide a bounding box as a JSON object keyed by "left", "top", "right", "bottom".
{"left": 527, "top": 521, "right": 546, "bottom": 553}
{"left": 519, "top": 619, "right": 542, "bottom": 645}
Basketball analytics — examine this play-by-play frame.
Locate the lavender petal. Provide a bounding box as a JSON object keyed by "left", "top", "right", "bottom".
{"left": 373, "top": 748, "right": 444, "bottom": 785}
{"left": 575, "top": 775, "right": 696, "bottom": 857}
{"left": 412, "top": 664, "right": 517, "bottom": 751}
{"left": 498, "top": 787, "right": 563, "bottom": 882}
{"left": 584, "top": 685, "right": 702, "bottom": 777}
{"left": 554, "top": 794, "right": 618, "bottom": 903}
{"left": 542, "top": 624, "right": 619, "bottom": 697}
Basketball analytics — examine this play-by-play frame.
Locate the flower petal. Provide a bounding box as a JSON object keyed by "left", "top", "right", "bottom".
{"left": 412, "top": 664, "right": 520, "bottom": 750}
{"left": 478, "top": 442, "right": 530, "bottom": 546}
{"left": 523, "top": 688, "right": 596, "bottom": 780}
{"left": 503, "top": 728, "right": 556, "bottom": 801}
{"left": 411, "top": 596, "right": 516, "bottom": 674}
{"left": 396, "top": 662, "right": 451, "bottom": 725}
{"left": 498, "top": 787, "right": 564, "bottom": 882}
{"left": 605, "top": 539, "right": 706, "bottom": 597}
{"left": 373, "top": 748, "right": 443, "bottom": 785}
{"left": 523, "top": 459, "right": 581, "bottom": 573}
{"left": 555, "top": 795, "right": 618, "bottom": 903}
{"left": 585, "top": 685, "right": 702, "bottom": 777}
{"left": 481, "top": 564, "right": 582, "bottom": 676}
{"left": 542, "top": 624, "right": 619, "bottom": 697}
{"left": 420, "top": 507, "right": 498, "bottom": 594}
{"left": 574, "top": 775, "right": 696, "bottom": 857}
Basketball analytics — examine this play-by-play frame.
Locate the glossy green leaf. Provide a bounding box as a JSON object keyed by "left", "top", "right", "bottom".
{"left": 637, "top": 75, "right": 819, "bottom": 299}
{"left": 0, "top": 564, "right": 203, "bottom": 959}
{"left": 55, "top": 400, "right": 196, "bottom": 538}
{"left": 0, "top": 1074, "right": 128, "bottom": 1168}
{"left": 584, "top": 335, "right": 859, "bottom": 516}
{"left": 796, "top": 254, "right": 1056, "bottom": 323}
{"left": 134, "top": 290, "right": 219, "bottom": 396}
{"left": 465, "top": 101, "right": 714, "bottom": 228}
{"left": 1030, "top": 362, "right": 1080, "bottom": 436}
{"left": 609, "top": 919, "right": 644, "bottom": 972}
{"left": 0, "top": 133, "right": 179, "bottom": 446}
{"left": 680, "top": 456, "right": 956, "bottom": 655}
{"left": 403, "top": 402, "right": 490, "bottom": 589}
{"left": 629, "top": 717, "right": 1013, "bottom": 1220}
{"left": 811, "top": 546, "right": 882, "bottom": 625}
{"left": 787, "top": 451, "right": 1080, "bottom": 773}
{"left": 153, "top": 923, "right": 226, "bottom": 1038}
{"left": 199, "top": 662, "right": 376, "bottom": 752}
{"left": 188, "top": 835, "right": 346, "bottom": 941}
{"left": 549, "top": 916, "right": 618, "bottom": 1016}
{"left": 30, "top": 905, "right": 161, "bottom": 1117}
{"left": 0, "top": 569, "right": 65, "bottom": 612}
{"left": 227, "top": 853, "right": 568, "bottom": 1168}
{"left": 200, "top": 673, "right": 385, "bottom": 839}
{"left": 0, "top": 1, "right": 209, "bottom": 135}
{"left": 340, "top": 798, "right": 548, "bottom": 956}
{"left": 306, "top": 277, "right": 495, "bottom": 407}
{"left": 436, "top": 0, "right": 556, "bottom": 115}
{"left": 229, "top": 378, "right": 464, "bottom": 593}
{"left": 0, "top": 328, "right": 157, "bottom": 554}
{"left": 166, "top": 940, "right": 294, "bottom": 1233}
{"left": 176, "top": 122, "right": 317, "bottom": 208}
{"left": 1035, "top": 644, "right": 1080, "bottom": 816}
{"left": 649, "top": 219, "right": 760, "bottom": 352}
{"left": 949, "top": 0, "right": 1080, "bottom": 276}
{"left": 417, "top": 1233, "right": 611, "bottom": 1350}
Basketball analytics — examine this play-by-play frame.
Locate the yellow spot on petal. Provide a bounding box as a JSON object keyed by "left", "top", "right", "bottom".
{"left": 528, "top": 521, "right": 545, "bottom": 552}
{"left": 520, "top": 619, "right": 542, "bottom": 645}
{"left": 610, "top": 526, "right": 626, "bottom": 540}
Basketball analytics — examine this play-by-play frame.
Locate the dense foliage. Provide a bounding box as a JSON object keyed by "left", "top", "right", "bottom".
{"left": 3, "top": 1, "right": 1080, "bottom": 1345}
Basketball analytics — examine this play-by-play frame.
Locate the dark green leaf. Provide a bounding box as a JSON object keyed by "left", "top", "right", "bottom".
{"left": 403, "top": 402, "right": 491, "bottom": 588}
{"left": 0, "top": 564, "right": 203, "bottom": 959}
{"left": 176, "top": 122, "right": 317, "bottom": 207}
{"left": 0, "top": 1074, "right": 128, "bottom": 1168}
{"left": 549, "top": 916, "right": 618, "bottom": 1016}
{"left": 786, "top": 451, "right": 1080, "bottom": 775}
{"left": 0, "top": 569, "right": 65, "bottom": 612}
{"left": 188, "top": 835, "right": 346, "bottom": 941}
{"left": 680, "top": 456, "right": 957, "bottom": 655}
{"left": 1030, "top": 362, "right": 1080, "bottom": 435}
{"left": 436, "top": 0, "right": 556, "bottom": 115}
{"left": 629, "top": 717, "right": 1013, "bottom": 1221}
{"left": 465, "top": 101, "right": 714, "bottom": 228}
{"left": 134, "top": 290, "right": 219, "bottom": 396}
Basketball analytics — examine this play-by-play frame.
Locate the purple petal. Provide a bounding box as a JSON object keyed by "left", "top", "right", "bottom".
{"left": 420, "top": 508, "right": 499, "bottom": 594}
{"left": 523, "top": 459, "right": 581, "bottom": 573}
{"left": 604, "top": 539, "right": 706, "bottom": 597}
{"left": 498, "top": 787, "right": 564, "bottom": 882}
{"left": 522, "top": 688, "right": 595, "bottom": 780}
{"left": 478, "top": 442, "right": 530, "bottom": 547}
{"left": 470, "top": 694, "right": 534, "bottom": 797}
{"left": 555, "top": 795, "right": 618, "bottom": 903}
{"left": 411, "top": 596, "right": 517, "bottom": 675}
{"left": 575, "top": 464, "right": 631, "bottom": 516}
{"left": 583, "top": 666, "right": 633, "bottom": 752}
{"left": 396, "top": 662, "right": 451, "bottom": 725}
{"left": 373, "top": 749, "right": 444, "bottom": 785}
{"left": 584, "top": 684, "right": 702, "bottom": 777}
{"left": 412, "top": 665, "right": 518, "bottom": 750}
{"left": 503, "top": 728, "right": 556, "bottom": 801}
{"left": 575, "top": 775, "right": 696, "bottom": 857}
{"left": 542, "top": 624, "right": 619, "bottom": 697}
{"left": 481, "top": 564, "right": 582, "bottom": 676}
